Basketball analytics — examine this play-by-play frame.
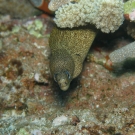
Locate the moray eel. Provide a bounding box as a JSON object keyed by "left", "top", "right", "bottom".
{"left": 49, "top": 26, "right": 97, "bottom": 91}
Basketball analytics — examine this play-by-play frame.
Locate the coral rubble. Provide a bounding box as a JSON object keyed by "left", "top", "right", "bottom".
{"left": 0, "top": 0, "right": 135, "bottom": 134}
{"left": 1, "top": 16, "right": 135, "bottom": 134}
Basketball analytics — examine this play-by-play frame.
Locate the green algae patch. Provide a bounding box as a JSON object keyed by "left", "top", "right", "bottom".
{"left": 12, "top": 26, "right": 21, "bottom": 33}
{"left": 27, "top": 19, "right": 44, "bottom": 38}
{"left": 124, "top": 0, "right": 135, "bottom": 14}
{"left": 16, "top": 128, "right": 30, "bottom": 135}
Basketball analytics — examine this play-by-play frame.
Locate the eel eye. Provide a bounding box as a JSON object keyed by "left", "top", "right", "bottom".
{"left": 54, "top": 73, "right": 58, "bottom": 82}
{"left": 65, "top": 71, "right": 70, "bottom": 79}
{"left": 54, "top": 71, "right": 70, "bottom": 82}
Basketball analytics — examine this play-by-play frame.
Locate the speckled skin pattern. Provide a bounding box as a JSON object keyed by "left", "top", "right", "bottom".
{"left": 49, "top": 26, "right": 97, "bottom": 90}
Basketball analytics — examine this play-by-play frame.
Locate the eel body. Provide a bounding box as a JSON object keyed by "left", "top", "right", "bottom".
{"left": 49, "top": 26, "right": 97, "bottom": 90}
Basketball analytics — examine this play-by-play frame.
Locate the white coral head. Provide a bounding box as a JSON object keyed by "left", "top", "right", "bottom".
{"left": 54, "top": 0, "right": 124, "bottom": 33}
{"left": 94, "top": 0, "right": 124, "bottom": 33}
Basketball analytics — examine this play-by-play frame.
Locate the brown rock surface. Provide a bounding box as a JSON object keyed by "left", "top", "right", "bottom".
{"left": 0, "top": 15, "right": 135, "bottom": 135}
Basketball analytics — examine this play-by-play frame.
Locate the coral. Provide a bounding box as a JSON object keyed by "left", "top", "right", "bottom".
{"left": 49, "top": 26, "right": 97, "bottom": 90}
{"left": 87, "top": 37, "right": 134, "bottom": 70}
{"left": 109, "top": 41, "right": 135, "bottom": 68}
{"left": 54, "top": 0, "right": 124, "bottom": 33}
{"left": 94, "top": 0, "right": 124, "bottom": 33}
{"left": 48, "top": 0, "right": 70, "bottom": 11}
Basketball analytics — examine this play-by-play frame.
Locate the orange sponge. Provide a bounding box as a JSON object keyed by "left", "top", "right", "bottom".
{"left": 30, "top": 0, "right": 52, "bottom": 14}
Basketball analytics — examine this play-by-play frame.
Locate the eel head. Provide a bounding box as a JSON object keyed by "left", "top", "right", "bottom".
{"left": 49, "top": 49, "right": 75, "bottom": 91}
{"left": 54, "top": 70, "right": 71, "bottom": 91}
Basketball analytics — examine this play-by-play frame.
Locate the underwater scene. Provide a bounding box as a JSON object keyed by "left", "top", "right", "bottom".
{"left": 0, "top": 0, "right": 135, "bottom": 134}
